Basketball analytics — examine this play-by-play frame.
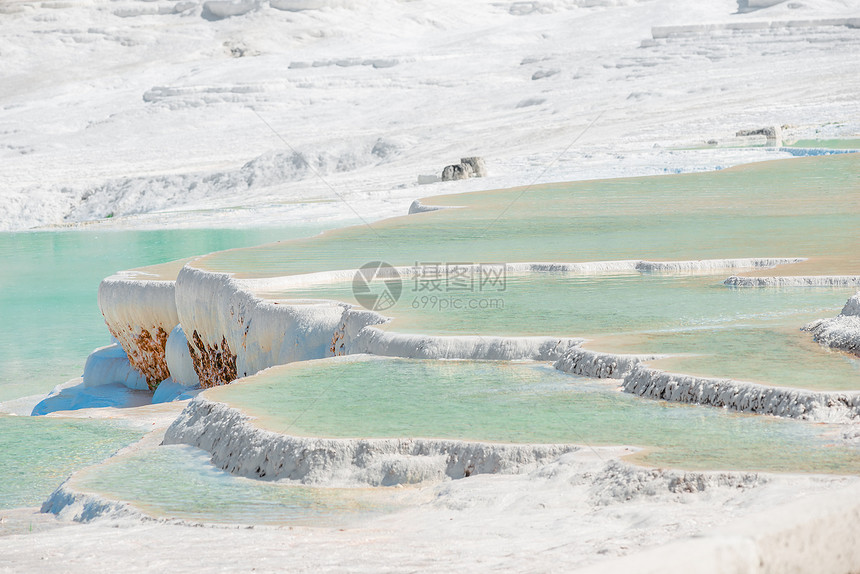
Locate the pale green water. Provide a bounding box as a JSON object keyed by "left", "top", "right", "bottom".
{"left": 3, "top": 155, "right": 859, "bottom": 522}
{"left": 0, "top": 224, "right": 336, "bottom": 513}
{"left": 232, "top": 155, "right": 860, "bottom": 391}
{"left": 600, "top": 318, "right": 860, "bottom": 390}
{"left": 72, "top": 444, "right": 401, "bottom": 525}
{"left": 0, "top": 225, "right": 333, "bottom": 402}
{"left": 197, "top": 155, "right": 860, "bottom": 278}
{"left": 208, "top": 357, "right": 860, "bottom": 475}
{"left": 265, "top": 274, "right": 859, "bottom": 390}
{"left": 0, "top": 415, "right": 142, "bottom": 509}
{"left": 786, "top": 139, "right": 860, "bottom": 150}
{"left": 265, "top": 274, "right": 850, "bottom": 338}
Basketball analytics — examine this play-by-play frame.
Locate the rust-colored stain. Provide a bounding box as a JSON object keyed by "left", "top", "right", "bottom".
{"left": 330, "top": 321, "right": 347, "bottom": 356}
{"left": 107, "top": 323, "right": 170, "bottom": 391}
{"left": 188, "top": 330, "right": 238, "bottom": 388}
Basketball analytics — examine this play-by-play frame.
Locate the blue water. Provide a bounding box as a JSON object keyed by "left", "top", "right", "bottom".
{"left": 0, "top": 224, "right": 336, "bottom": 512}
{"left": 73, "top": 444, "right": 400, "bottom": 525}
{"left": 2, "top": 154, "right": 858, "bottom": 520}
{"left": 0, "top": 226, "right": 333, "bottom": 402}
{"left": 210, "top": 358, "right": 860, "bottom": 475}
{"left": 0, "top": 414, "right": 142, "bottom": 509}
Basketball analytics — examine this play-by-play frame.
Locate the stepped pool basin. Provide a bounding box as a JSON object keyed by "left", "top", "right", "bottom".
{"left": 0, "top": 415, "right": 142, "bottom": 510}
{"left": 785, "top": 139, "right": 860, "bottom": 150}
{"left": 259, "top": 273, "right": 860, "bottom": 391}
{"left": 204, "top": 357, "right": 860, "bottom": 475}
{"left": 0, "top": 225, "right": 333, "bottom": 403}
{"left": 194, "top": 154, "right": 860, "bottom": 279}
{"left": 4, "top": 154, "right": 860, "bottom": 529}
{"left": 0, "top": 224, "right": 336, "bottom": 513}
{"left": 71, "top": 443, "right": 403, "bottom": 526}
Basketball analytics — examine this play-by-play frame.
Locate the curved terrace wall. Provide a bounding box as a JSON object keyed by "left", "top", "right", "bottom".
{"left": 98, "top": 276, "right": 178, "bottom": 391}
{"left": 163, "top": 398, "right": 582, "bottom": 486}
{"left": 93, "top": 252, "right": 860, "bottom": 425}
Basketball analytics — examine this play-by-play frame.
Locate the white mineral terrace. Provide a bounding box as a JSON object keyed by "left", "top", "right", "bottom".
{"left": 805, "top": 292, "right": 860, "bottom": 356}
{"left": 162, "top": 398, "right": 582, "bottom": 485}
{"left": 31, "top": 397, "right": 860, "bottom": 574}
{"left": 4, "top": 0, "right": 860, "bottom": 570}
{"left": 74, "top": 254, "right": 860, "bottom": 423}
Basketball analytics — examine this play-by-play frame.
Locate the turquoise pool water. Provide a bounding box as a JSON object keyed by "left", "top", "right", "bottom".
{"left": 228, "top": 155, "right": 860, "bottom": 392}
{"left": 786, "top": 139, "right": 860, "bottom": 150}
{"left": 598, "top": 317, "right": 860, "bottom": 390}
{"left": 196, "top": 155, "right": 860, "bottom": 278}
{"left": 3, "top": 155, "right": 859, "bottom": 521}
{"left": 0, "top": 225, "right": 333, "bottom": 403}
{"left": 0, "top": 224, "right": 336, "bottom": 514}
{"left": 208, "top": 358, "right": 860, "bottom": 475}
{"left": 262, "top": 273, "right": 844, "bottom": 336}
{"left": 72, "top": 444, "right": 402, "bottom": 525}
{"left": 264, "top": 273, "right": 859, "bottom": 390}
{"left": 0, "top": 414, "right": 142, "bottom": 509}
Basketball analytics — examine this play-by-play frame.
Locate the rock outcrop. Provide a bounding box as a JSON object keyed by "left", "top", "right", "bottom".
{"left": 164, "top": 398, "right": 581, "bottom": 486}
{"left": 441, "top": 157, "right": 487, "bottom": 181}
{"left": 736, "top": 126, "right": 782, "bottom": 146}
{"left": 804, "top": 292, "right": 860, "bottom": 356}
{"left": 622, "top": 364, "right": 860, "bottom": 422}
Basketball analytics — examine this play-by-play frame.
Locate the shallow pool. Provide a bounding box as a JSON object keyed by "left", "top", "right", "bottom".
{"left": 261, "top": 271, "right": 859, "bottom": 390}
{"left": 206, "top": 357, "right": 860, "bottom": 475}
{"left": 72, "top": 443, "right": 403, "bottom": 525}
{"left": 0, "top": 225, "right": 334, "bottom": 402}
{"left": 196, "top": 154, "right": 860, "bottom": 278}
{"left": 0, "top": 414, "right": 143, "bottom": 509}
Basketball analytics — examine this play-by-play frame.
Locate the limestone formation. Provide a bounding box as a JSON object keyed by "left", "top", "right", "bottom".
{"left": 164, "top": 398, "right": 581, "bottom": 485}
{"left": 461, "top": 156, "right": 487, "bottom": 177}
{"left": 622, "top": 364, "right": 860, "bottom": 422}
{"left": 736, "top": 126, "right": 782, "bottom": 146}
{"left": 804, "top": 292, "right": 860, "bottom": 356}
{"left": 440, "top": 156, "right": 486, "bottom": 181}
{"left": 441, "top": 163, "right": 473, "bottom": 181}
